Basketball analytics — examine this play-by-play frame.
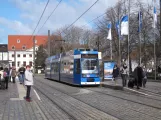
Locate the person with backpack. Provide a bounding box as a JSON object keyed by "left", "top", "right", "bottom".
{"left": 120, "top": 63, "right": 128, "bottom": 87}
{"left": 18, "top": 65, "right": 25, "bottom": 84}
{"left": 24, "top": 65, "right": 34, "bottom": 102}
{"left": 4, "top": 68, "right": 9, "bottom": 89}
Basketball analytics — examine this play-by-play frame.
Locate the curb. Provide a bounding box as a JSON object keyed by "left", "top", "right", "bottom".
{"left": 101, "top": 83, "right": 123, "bottom": 90}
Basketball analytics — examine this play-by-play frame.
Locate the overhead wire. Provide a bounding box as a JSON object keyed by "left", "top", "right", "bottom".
{"left": 60, "top": 0, "right": 100, "bottom": 35}
{"left": 27, "top": 0, "right": 50, "bottom": 43}
{"left": 36, "top": 0, "right": 63, "bottom": 34}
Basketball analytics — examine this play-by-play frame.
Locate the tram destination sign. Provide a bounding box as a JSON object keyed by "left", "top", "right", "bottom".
{"left": 81, "top": 54, "right": 98, "bottom": 58}
{"left": 0, "top": 44, "right": 8, "bottom": 52}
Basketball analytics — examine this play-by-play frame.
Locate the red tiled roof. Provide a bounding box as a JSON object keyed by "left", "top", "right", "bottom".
{"left": 8, "top": 35, "right": 48, "bottom": 51}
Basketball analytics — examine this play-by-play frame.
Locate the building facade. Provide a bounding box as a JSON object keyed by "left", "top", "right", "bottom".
{"left": 8, "top": 35, "right": 48, "bottom": 70}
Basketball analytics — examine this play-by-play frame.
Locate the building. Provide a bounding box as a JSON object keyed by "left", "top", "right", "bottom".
{"left": 8, "top": 35, "right": 48, "bottom": 70}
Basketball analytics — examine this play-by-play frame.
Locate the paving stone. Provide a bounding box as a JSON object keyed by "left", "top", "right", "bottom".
{"left": 35, "top": 80, "right": 119, "bottom": 120}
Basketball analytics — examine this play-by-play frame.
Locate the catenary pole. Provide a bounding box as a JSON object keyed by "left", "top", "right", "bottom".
{"left": 128, "top": 0, "right": 130, "bottom": 76}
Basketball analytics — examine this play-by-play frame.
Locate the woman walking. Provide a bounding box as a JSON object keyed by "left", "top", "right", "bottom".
{"left": 24, "top": 65, "right": 34, "bottom": 102}
{"left": 112, "top": 64, "right": 119, "bottom": 85}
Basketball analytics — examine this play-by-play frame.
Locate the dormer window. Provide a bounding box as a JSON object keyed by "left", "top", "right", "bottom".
{"left": 17, "top": 39, "right": 20, "bottom": 43}
{"left": 12, "top": 46, "right": 15, "bottom": 50}
{"left": 22, "top": 45, "right": 26, "bottom": 50}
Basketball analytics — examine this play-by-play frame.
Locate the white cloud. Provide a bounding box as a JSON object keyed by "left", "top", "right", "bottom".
{"left": 0, "top": 17, "right": 32, "bottom": 34}
{"left": 4, "top": 0, "right": 153, "bottom": 36}
{"left": 8, "top": 0, "right": 118, "bottom": 35}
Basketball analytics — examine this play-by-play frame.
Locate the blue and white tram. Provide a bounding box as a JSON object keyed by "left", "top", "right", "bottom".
{"left": 45, "top": 48, "right": 100, "bottom": 85}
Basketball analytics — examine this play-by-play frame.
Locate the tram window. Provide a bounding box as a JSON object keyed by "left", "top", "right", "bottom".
{"left": 75, "top": 59, "right": 80, "bottom": 74}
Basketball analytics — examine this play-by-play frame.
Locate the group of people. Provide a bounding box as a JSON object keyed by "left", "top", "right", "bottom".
{"left": 112, "top": 63, "right": 147, "bottom": 89}
{"left": 0, "top": 65, "right": 34, "bottom": 102}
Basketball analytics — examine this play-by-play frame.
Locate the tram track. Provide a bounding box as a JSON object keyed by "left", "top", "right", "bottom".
{"left": 34, "top": 85, "right": 76, "bottom": 120}
{"left": 138, "top": 88, "right": 161, "bottom": 97}
{"left": 34, "top": 78, "right": 161, "bottom": 120}
{"left": 34, "top": 79, "right": 120, "bottom": 120}
{"left": 86, "top": 87, "right": 161, "bottom": 110}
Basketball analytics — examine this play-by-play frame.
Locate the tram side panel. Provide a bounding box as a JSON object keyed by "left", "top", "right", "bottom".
{"left": 45, "top": 63, "right": 51, "bottom": 79}
{"left": 59, "top": 57, "right": 74, "bottom": 84}
{"left": 50, "top": 60, "right": 60, "bottom": 81}
{"left": 73, "top": 59, "right": 81, "bottom": 85}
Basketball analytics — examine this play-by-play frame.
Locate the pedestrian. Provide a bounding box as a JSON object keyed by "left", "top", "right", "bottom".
{"left": 24, "top": 65, "right": 34, "bottom": 102}
{"left": 142, "top": 68, "right": 147, "bottom": 88}
{"left": 120, "top": 63, "right": 128, "bottom": 87}
{"left": 11, "top": 67, "right": 17, "bottom": 83}
{"left": 134, "top": 64, "right": 144, "bottom": 89}
{"left": 0, "top": 67, "right": 4, "bottom": 80}
{"left": 112, "top": 64, "right": 119, "bottom": 85}
{"left": 9, "top": 67, "right": 12, "bottom": 82}
{"left": 4, "top": 68, "right": 9, "bottom": 89}
{"left": 18, "top": 65, "right": 25, "bottom": 84}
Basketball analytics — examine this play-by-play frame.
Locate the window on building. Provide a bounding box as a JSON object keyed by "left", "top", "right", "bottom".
{"left": 17, "top": 39, "right": 20, "bottom": 43}
{"left": 12, "top": 46, "right": 15, "bottom": 50}
{"left": 12, "top": 54, "right": 15, "bottom": 58}
{"left": 23, "top": 54, "right": 26, "bottom": 58}
{"left": 17, "top": 54, "right": 20, "bottom": 57}
{"left": 29, "top": 54, "right": 32, "bottom": 57}
{"left": 12, "top": 62, "right": 15, "bottom": 67}
{"left": 35, "top": 40, "right": 37, "bottom": 43}
{"left": 22, "top": 46, "right": 26, "bottom": 50}
{"left": 23, "top": 61, "right": 26, "bottom": 67}
{"left": 17, "top": 61, "right": 20, "bottom": 67}
{"left": 29, "top": 61, "right": 33, "bottom": 66}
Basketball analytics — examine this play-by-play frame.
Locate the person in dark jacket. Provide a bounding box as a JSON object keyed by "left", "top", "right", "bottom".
{"left": 112, "top": 64, "right": 119, "bottom": 85}
{"left": 4, "top": 68, "right": 9, "bottom": 89}
{"left": 134, "top": 64, "right": 143, "bottom": 89}
{"left": 120, "top": 63, "right": 128, "bottom": 87}
{"left": 18, "top": 65, "right": 25, "bottom": 84}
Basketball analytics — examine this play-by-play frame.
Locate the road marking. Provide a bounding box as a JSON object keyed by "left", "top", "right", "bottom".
{"left": 124, "top": 87, "right": 152, "bottom": 97}
{"left": 73, "top": 89, "right": 93, "bottom": 95}
{"left": 33, "top": 89, "right": 41, "bottom": 100}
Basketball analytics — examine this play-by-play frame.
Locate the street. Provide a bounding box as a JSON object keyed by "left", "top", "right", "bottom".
{"left": 33, "top": 75, "right": 161, "bottom": 120}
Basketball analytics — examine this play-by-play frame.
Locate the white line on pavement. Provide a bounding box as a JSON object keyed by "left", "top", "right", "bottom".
{"left": 33, "top": 89, "right": 41, "bottom": 101}
{"left": 124, "top": 87, "right": 152, "bottom": 97}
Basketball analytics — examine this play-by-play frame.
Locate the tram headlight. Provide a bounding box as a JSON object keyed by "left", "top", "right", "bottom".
{"left": 82, "top": 74, "right": 87, "bottom": 77}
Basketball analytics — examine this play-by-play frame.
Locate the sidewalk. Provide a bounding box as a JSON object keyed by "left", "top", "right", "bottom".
{"left": 0, "top": 80, "right": 47, "bottom": 120}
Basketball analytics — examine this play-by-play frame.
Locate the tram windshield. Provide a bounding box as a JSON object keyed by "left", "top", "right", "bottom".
{"left": 81, "top": 59, "right": 98, "bottom": 74}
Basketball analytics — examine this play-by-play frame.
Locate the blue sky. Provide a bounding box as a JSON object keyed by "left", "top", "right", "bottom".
{"left": 0, "top": 0, "right": 154, "bottom": 44}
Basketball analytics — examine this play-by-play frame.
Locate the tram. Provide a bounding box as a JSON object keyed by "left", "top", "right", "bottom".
{"left": 45, "top": 48, "right": 100, "bottom": 85}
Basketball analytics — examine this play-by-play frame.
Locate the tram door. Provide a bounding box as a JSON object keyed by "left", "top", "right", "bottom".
{"left": 74, "top": 59, "right": 81, "bottom": 84}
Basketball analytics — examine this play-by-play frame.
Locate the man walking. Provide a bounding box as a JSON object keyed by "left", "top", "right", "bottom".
{"left": 18, "top": 65, "right": 25, "bottom": 84}
{"left": 134, "top": 64, "right": 144, "bottom": 89}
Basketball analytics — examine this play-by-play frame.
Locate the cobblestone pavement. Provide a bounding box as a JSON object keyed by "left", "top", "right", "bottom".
{"left": 0, "top": 80, "right": 77, "bottom": 120}
{"left": 34, "top": 78, "right": 119, "bottom": 120}
{"left": 35, "top": 75, "right": 161, "bottom": 120}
